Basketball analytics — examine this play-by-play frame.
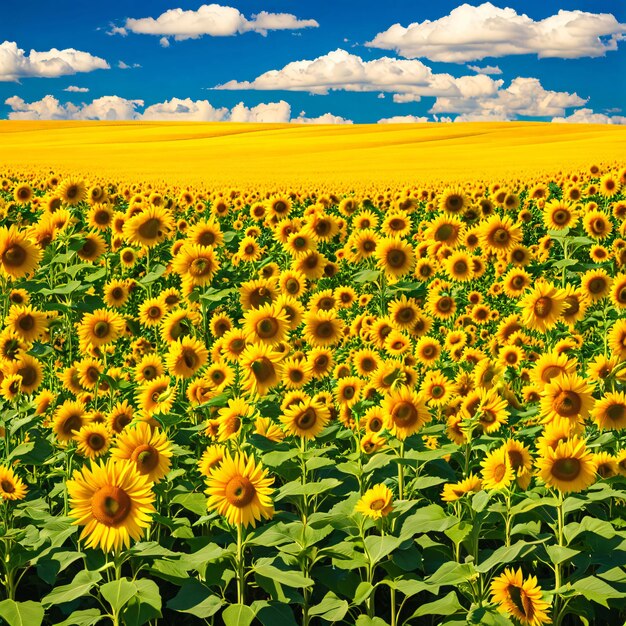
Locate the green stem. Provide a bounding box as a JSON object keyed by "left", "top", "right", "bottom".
{"left": 397, "top": 441, "right": 405, "bottom": 500}
{"left": 236, "top": 523, "right": 245, "bottom": 605}
{"left": 553, "top": 492, "right": 565, "bottom": 626}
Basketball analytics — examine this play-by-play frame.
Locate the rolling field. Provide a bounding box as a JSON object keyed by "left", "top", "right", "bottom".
{"left": 1, "top": 120, "right": 625, "bottom": 188}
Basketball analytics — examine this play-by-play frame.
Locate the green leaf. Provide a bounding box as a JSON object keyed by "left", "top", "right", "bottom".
{"left": 55, "top": 609, "right": 102, "bottom": 626}
{"left": 356, "top": 616, "right": 390, "bottom": 626}
{"left": 427, "top": 562, "right": 475, "bottom": 588}
{"left": 42, "top": 570, "right": 101, "bottom": 607}
{"left": 545, "top": 544, "right": 579, "bottom": 566}
{"left": 353, "top": 269, "right": 380, "bottom": 283}
{"left": 167, "top": 579, "right": 223, "bottom": 618}
{"left": 275, "top": 478, "right": 342, "bottom": 501}
{"left": 572, "top": 576, "right": 623, "bottom": 608}
{"left": 412, "top": 591, "right": 463, "bottom": 617}
{"left": 171, "top": 492, "right": 207, "bottom": 516}
{"left": 472, "top": 490, "right": 491, "bottom": 512}
{"left": 564, "top": 518, "right": 616, "bottom": 544}
{"left": 254, "top": 601, "right": 298, "bottom": 626}
{"left": 123, "top": 579, "right": 162, "bottom": 626}
{"left": 222, "top": 604, "right": 256, "bottom": 626}
{"left": 253, "top": 564, "right": 314, "bottom": 588}
{"left": 364, "top": 535, "right": 401, "bottom": 563}
{"left": 476, "top": 541, "right": 537, "bottom": 574}
{"left": 100, "top": 579, "right": 137, "bottom": 614}
{"left": 139, "top": 263, "right": 166, "bottom": 285}
{"left": 401, "top": 504, "right": 456, "bottom": 539}
{"left": 0, "top": 600, "right": 44, "bottom": 626}
{"left": 353, "top": 582, "right": 374, "bottom": 605}
{"left": 308, "top": 594, "right": 349, "bottom": 621}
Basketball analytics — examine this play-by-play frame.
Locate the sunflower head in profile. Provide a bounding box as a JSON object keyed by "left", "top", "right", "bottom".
{"left": 591, "top": 390, "right": 626, "bottom": 431}
{"left": 490, "top": 568, "right": 551, "bottom": 626}
{"left": 537, "top": 436, "right": 596, "bottom": 493}
{"left": 205, "top": 451, "right": 274, "bottom": 528}
{"left": 67, "top": 458, "right": 156, "bottom": 553}
{"left": 0, "top": 226, "right": 42, "bottom": 279}
{"left": 441, "top": 474, "right": 482, "bottom": 503}
{"left": 0, "top": 465, "right": 28, "bottom": 501}
{"left": 355, "top": 484, "right": 394, "bottom": 518}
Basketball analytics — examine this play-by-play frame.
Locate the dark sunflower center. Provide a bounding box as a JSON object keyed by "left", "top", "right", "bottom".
{"left": 199, "top": 232, "right": 215, "bottom": 246}
{"left": 131, "top": 444, "right": 159, "bottom": 473}
{"left": 370, "top": 498, "right": 386, "bottom": 511}
{"left": 88, "top": 434, "right": 106, "bottom": 450}
{"left": 438, "top": 297, "right": 452, "bottom": 312}
{"left": 563, "top": 297, "right": 580, "bottom": 315}
{"left": 1, "top": 480, "right": 15, "bottom": 493}
{"left": 285, "top": 278, "right": 299, "bottom": 294}
{"left": 18, "top": 315, "right": 35, "bottom": 331}
{"left": 533, "top": 297, "right": 553, "bottom": 318}
{"left": 225, "top": 476, "right": 256, "bottom": 507}
{"left": 138, "top": 217, "right": 162, "bottom": 240}
{"left": 257, "top": 318, "right": 279, "bottom": 339}
{"left": 607, "top": 403, "right": 626, "bottom": 422}
{"left": 389, "top": 218, "right": 404, "bottom": 231}
{"left": 553, "top": 210, "right": 570, "bottom": 225}
{"left": 551, "top": 457, "right": 581, "bottom": 482}
{"left": 554, "top": 391, "right": 582, "bottom": 417}
{"left": 435, "top": 224, "right": 454, "bottom": 242}
{"left": 251, "top": 357, "right": 275, "bottom": 383}
{"left": 363, "top": 240, "right": 376, "bottom": 252}
{"left": 92, "top": 486, "right": 132, "bottom": 526}
{"left": 93, "top": 321, "right": 110, "bottom": 338}
{"left": 387, "top": 249, "right": 406, "bottom": 268}
{"left": 492, "top": 228, "right": 510, "bottom": 244}
{"left": 393, "top": 401, "right": 418, "bottom": 427}
{"left": 296, "top": 407, "right": 317, "bottom": 430}
{"left": 453, "top": 261, "right": 467, "bottom": 274}
{"left": 3, "top": 245, "right": 26, "bottom": 268}
{"left": 182, "top": 349, "right": 198, "bottom": 370}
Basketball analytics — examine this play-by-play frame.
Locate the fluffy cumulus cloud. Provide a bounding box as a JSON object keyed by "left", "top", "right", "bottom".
{"left": 214, "top": 48, "right": 503, "bottom": 99}
{"left": 4, "top": 94, "right": 352, "bottom": 124}
{"left": 430, "top": 77, "right": 587, "bottom": 121}
{"left": 0, "top": 41, "right": 109, "bottom": 81}
{"left": 64, "top": 85, "right": 89, "bottom": 93}
{"left": 113, "top": 4, "right": 318, "bottom": 43}
{"left": 552, "top": 108, "right": 626, "bottom": 125}
{"left": 378, "top": 115, "right": 430, "bottom": 124}
{"left": 366, "top": 3, "right": 626, "bottom": 62}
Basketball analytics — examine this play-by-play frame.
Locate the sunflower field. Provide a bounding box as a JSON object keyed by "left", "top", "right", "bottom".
{"left": 1, "top": 164, "right": 626, "bottom": 626}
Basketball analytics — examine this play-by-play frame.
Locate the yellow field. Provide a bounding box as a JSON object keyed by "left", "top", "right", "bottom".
{"left": 1, "top": 120, "right": 625, "bottom": 189}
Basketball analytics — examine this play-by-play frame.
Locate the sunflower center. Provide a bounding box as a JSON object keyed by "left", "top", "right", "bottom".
{"left": 387, "top": 249, "right": 406, "bottom": 268}
{"left": 370, "top": 498, "right": 387, "bottom": 511}
{"left": 111, "top": 287, "right": 124, "bottom": 300}
{"left": 551, "top": 457, "right": 581, "bottom": 482}
{"left": 617, "top": 287, "right": 626, "bottom": 304}
{"left": 553, "top": 209, "right": 570, "bottom": 225}
{"left": 508, "top": 450, "right": 524, "bottom": 471}
{"left": 492, "top": 228, "right": 510, "bottom": 244}
{"left": 91, "top": 486, "right": 132, "bottom": 526}
{"left": 225, "top": 476, "right": 256, "bottom": 507}
{"left": 63, "top": 413, "right": 82, "bottom": 435}
{"left": 591, "top": 218, "right": 606, "bottom": 234}
{"left": 438, "top": 297, "right": 452, "bottom": 312}
{"left": 453, "top": 261, "right": 467, "bottom": 275}
{"left": 342, "top": 386, "right": 355, "bottom": 400}
{"left": 315, "top": 321, "right": 334, "bottom": 338}
{"left": 3, "top": 245, "right": 26, "bottom": 268}
{"left": 393, "top": 401, "right": 418, "bottom": 427}
{"left": 190, "top": 257, "right": 212, "bottom": 277}
{"left": 18, "top": 314, "right": 35, "bottom": 331}
{"left": 511, "top": 276, "right": 525, "bottom": 289}
{"left": 138, "top": 218, "right": 162, "bottom": 240}
{"left": 533, "top": 297, "right": 553, "bottom": 318}
{"left": 289, "top": 368, "right": 304, "bottom": 382}
{"left": 431, "top": 385, "right": 444, "bottom": 398}
{"left": 88, "top": 433, "right": 106, "bottom": 450}
{"left": 285, "top": 278, "right": 299, "bottom": 294}
{"left": 493, "top": 464, "right": 507, "bottom": 483}
{"left": 296, "top": 407, "right": 317, "bottom": 430}
{"left": 113, "top": 414, "right": 132, "bottom": 433}
{"left": 607, "top": 403, "right": 626, "bottom": 422}
{"left": 93, "top": 321, "right": 110, "bottom": 338}
{"left": 435, "top": 224, "right": 454, "bottom": 242}
{"left": 1, "top": 480, "right": 15, "bottom": 493}
{"left": 251, "top": 357, "right": 275, "bottom": 383}
{"left": 588, "top": 277, "right": 606, "bottom": 294}
{"left": 389, "top": 218, "right": 405, "bottom": 231}
{"left": 257, "top": 318, "right": 279, "bottom": 339}
{"left": 553, "top": 391, "right": 582, "bottom": 417}
{"left": 131, "top": 444, "right": 160, "bottom": 473}
{"left": 563, "top": 296, "right": 580, "bottom": 316}
{"left": 182, "top": 349, "right": 198, "bottom": 370}
{"left": 148, "top": 306, "right": 161, "bottom": 319}
{"left": 446, "top": 195, "right": 463, "bottom": 212}
{"left": 363, "top": 240, "right": 376, "bottom": 252}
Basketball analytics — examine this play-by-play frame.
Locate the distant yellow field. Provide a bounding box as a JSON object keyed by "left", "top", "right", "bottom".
{"left": 1, "top": 120, "right": 625, "bottom": 189}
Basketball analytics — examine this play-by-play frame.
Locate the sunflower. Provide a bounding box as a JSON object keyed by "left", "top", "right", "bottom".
{"left": 600, "top": 173, "right": 620, "bottom": 197}
{"left": 6, "top": 304, "right": 48, "bottom": 342}
{"left": 439, "top": 187, "right": 467, "bottom": 214}
{"left": 519, "top": 280, "right": 566, "bottom": 332}
{"left": 0, "top": 465, "right": 28, "bottom": 501}
{"left": 475, "top": 388, "right": 509, "bottom": 433}
{"left": 172, "top": 243, "right": 220, "bottom": 287}
{"left": 123, "top": 206, "right": 174, "bottom": 248}
{"left": 103, "top": 279, "right": 131, "bottom": 308}
{"left": 543, "top": 199, "right": 578, "bottom": 231}
{"left": 77, "top": 309, "right": 125, "bottom": 348}
{"left": 355, "top": 484, "right": 394, "bottom": 518}
{"left": 160, "top": 308, "right": 199, "bottom": 343}
{"left": 307, "top": 347, "right": 334, "bottom": 379}
{"left": 279, "top": 269, "right": 307, "bottom": 298}
{"left": 74, "top": 423, "right": 112, "bottom": 459}
{"left": 244, "top": 302, "right": 289, "bottom": 346}
{"left": 67, "top": 458, "right": 156, "bottom": 552}
{"left": 238, "top": 236, "right": 263, "bottom": 262}
{"left": 481, "top": 447, "right": 514, "bottom": 491}
{"left": 490, "top": 568, "right": 551, "bottom": 626}
{"left": 529, "top": 351, "right": 576, "bottom": 389}
{"left": 504, "top": 439, "right": 533, "bottom": 489}
{"left": 205, "top": 451, "right": 274, "bottom": 528}
{"left": 108, "top": 400, "right": 135, "bottom": 434}
{"left": 239, "top": 343, "right": 283, "bottom": 397}
{"left": 138, "top": 298, "right": 166, "bottom": 327}
{"left": 415, "top": 336, "right": 441, "bottom": 366}
{"left": 540, "top": 373, "right": 594, "bottom": 427}
{"left": 583, "top": 209, "right": 612, "bottom": 240}
{"left": 581, "top": 268, "right": 612, "bottom": 302}
{"left": 303, "top": 310, "right": 344, "bottom": 348}
{"left": 165, "top": 336, "right": 208, "bottom": 378}
{"left": 281, "top": 357, "right": 310, "bottom": 389}
{"left": 537, "top": 437, "right": 596, "bottom": 493}
{"left": 384, "top": 386, "right": 429, "bottom": 440}
{"left": 77, "top": 232, "right": 107, "bottom": 262}
{"left": 240, "top": 278, "right": 279, "bottom": 311}
{"left": 347, "top": 229, "right": 379, "bottom": 262}
{"left": 441, "top": 475, "right": 482, "bottom": 503}
{"left": 216, "top": 397, "right": 253, "bottom": 442}
{"left": 58, "top": 178, "right": 87, "bottom": 205}
{"left": 502, "top": 268, "right": 532, "bottom": 298}
{"left": 111, "top": 422, "right": 172, "bottom": 483}
{"left": 609, "top": 319, "right": 626, "bottom": 359}
{"left": 591, "top": 391, "right": 626, "bottom": 430}
{"left": 138, "top": 375, "right": 176, "bottom": 416}
{"left": 8, "top": 354, "right": 43, "bottom": 394}
{"left": 479, "top": 215, "right": 522, "bottom": 254}
{"left": 281, "top": 398, "right": 331, "bottom": 439}
{"left": 594, "top": 452, "right": 618, "bottom": 479}
{"left": 382, "top": 210, "right": 411, "bottom": 238}
{"left": 13, "top": 182, "right": 33, "bottom": 205}
{"left": 198, "top": 445, "right": 225, "bottom": 477}
{"left": 0, "top": 226, "right": 42, "bottom": 279}
{"left": 444, "top": 251, "right": 474, "bottom": 282}
{"left": 375, "top": 237, "right": 415, "bottom": 280}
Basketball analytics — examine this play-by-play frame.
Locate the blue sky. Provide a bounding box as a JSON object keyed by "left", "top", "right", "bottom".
{"left": 1, "top": 1, "right": 625, "bottom": 123}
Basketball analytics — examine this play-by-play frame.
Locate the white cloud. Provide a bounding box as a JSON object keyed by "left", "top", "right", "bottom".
{"left": 118, "top": 4, "right": 318, "bottom": 44}
{"left": 159, "top": 37, "right": 170, "bottom": 48}
{"left": 552, "top": 108, "right": 626, "bottom": 124}
{"left": 214, "top": 48, "right": 504, "bottom": 98}
{"left": 118, "top": 61, "right": 141, "bottom": 69}
{"left": 378, "top": 115, "right": 430, "bottom": 124}
{"left": 64, "top": 85, "right": 89, "bottom": 93}
{"left": 4, "top": 94, "right": 352, "bottom": 124}
{"left": 467, "top": 65, "right": 502, "bottom": 76}
{"left": 0, "top": 40, "right": 109, "bottom": 81}
{"left": 392, "top": 94, "right": 421, "bottom": 103}
{"left": 431, "top": 76, "right": 587, "bottom": 121}
{"left": 366, "top": 3, "right": 626, "bottom": 62}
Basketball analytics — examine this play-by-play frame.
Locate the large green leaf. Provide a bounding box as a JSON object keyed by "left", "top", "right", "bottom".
{"left": 364, "top": 535, "right": 401, "bottom": 563}
{"left": 167, "top": 579, "right": 223, "bottom": 618}
{"left": 55, "top": 609, "right": 102, "bottom": 626}
{"left": 253, "top": 564, "right": 314, "bottom": 588}
{"left": 0, "top": 600, "right": 44, "bottom": 626}
{"left": 572, "top": 576, "right": 623, "bottom": 608}
{"left": 308, "top": 594, "right": 349, "bottom": 622}
{"left": 222, "top": 604, "right": 256, "bottom": 626}
{"left": 100, "top": 578, "right": 137, "bottom": 614}
{"left": 42, "top": 570, "right": 101, "bottom": 607}
{"left": 123, "top": 579, "right": 162, "bottom": 626}
{"left": 411, "top": 591, "right": 463, "bottom": 618}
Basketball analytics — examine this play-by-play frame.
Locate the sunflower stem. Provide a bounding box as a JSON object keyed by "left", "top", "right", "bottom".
{"left": 553, "top": 491, "right": 565, "bottom": 626}
{"left": 397, "top": 441, "right": 405, "bottom": 501}
{"left": 236, "top": 523, "right": 245, "bottom": 605}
